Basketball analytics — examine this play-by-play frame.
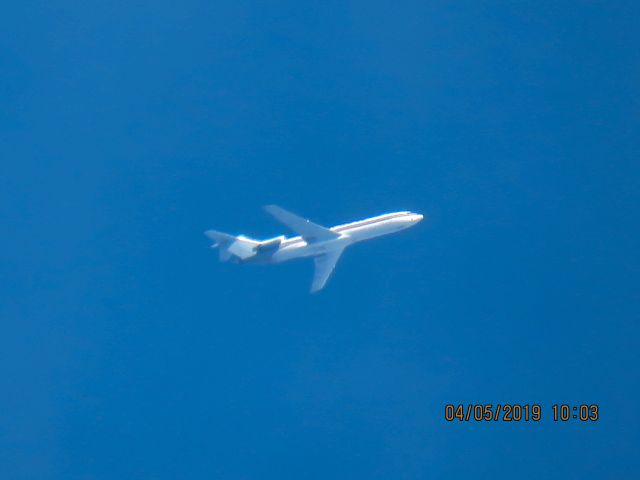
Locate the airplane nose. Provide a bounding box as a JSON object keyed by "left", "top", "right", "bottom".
{"left": 413, "top": 214, "right": 424, "bottom": 222}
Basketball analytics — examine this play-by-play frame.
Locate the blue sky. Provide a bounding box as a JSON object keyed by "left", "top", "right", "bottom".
{"left": 1, "top": 1, "right": 638, "bottom": 478}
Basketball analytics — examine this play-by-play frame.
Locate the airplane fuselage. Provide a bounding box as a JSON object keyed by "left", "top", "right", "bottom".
{"left": 264, "top": 211, "right": 423, "bottom": 263}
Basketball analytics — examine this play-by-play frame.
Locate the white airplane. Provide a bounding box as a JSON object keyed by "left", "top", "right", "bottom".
{"left": 205, "top": 205, "right": 424, "bottom": 293}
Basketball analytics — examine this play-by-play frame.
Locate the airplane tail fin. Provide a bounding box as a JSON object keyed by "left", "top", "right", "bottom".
{"left": 204, "top": 230, "right": 258, "bottom": 262}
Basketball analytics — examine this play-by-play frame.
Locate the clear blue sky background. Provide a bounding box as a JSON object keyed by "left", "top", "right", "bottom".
{"left": 1, "top": 1, "right": 638, "bottom": 478}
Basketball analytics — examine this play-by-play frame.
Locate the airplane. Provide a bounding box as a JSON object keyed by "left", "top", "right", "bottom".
{"left": 205, "top": 205, "right": 424, "bottom": 293}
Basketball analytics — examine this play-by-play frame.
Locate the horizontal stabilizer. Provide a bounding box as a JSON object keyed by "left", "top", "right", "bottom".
{"left": 264, "top": 205, "right": 339, "bottom": 243}
{"left": 204, "top": 230, "right": 235, "bottom": 247}
{"left": 204, "top": 230, "right": 257, "bottom": 261}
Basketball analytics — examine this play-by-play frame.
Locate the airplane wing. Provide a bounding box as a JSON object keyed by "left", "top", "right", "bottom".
{"left": 264, "top": 205, "right": 340, "bottom": 243}
{"left": 311, "top": 248, "right": 345, "bottom": 293}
